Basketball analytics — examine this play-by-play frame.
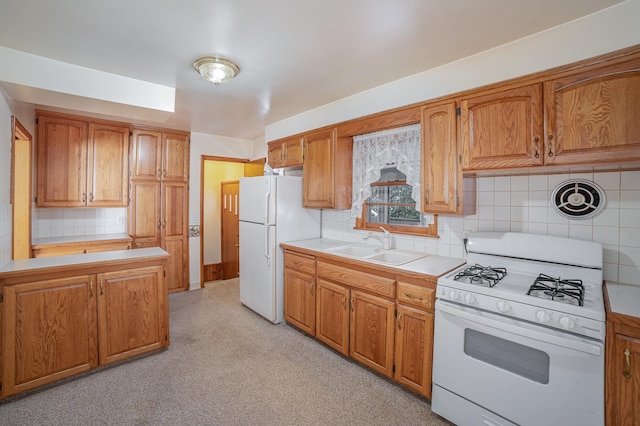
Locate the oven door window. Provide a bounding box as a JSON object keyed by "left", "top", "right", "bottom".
{"left": 464, "top": 328, "right": 550, "bottom": 384}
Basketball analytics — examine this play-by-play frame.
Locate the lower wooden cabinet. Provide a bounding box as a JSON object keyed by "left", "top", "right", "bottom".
{"left": 0, "top": 256, "right": 168, "bottom": 398}
{"left": 283, "top": 251, "right": 317, "bottom": 335}
{"left": 606, "top": 311, "right": 640, "bottom": 425}
{"left": 394, "top": 304, "right": 434, "bottom": 398}
{"left": 316, "top": 278, "right": 350, "bottom": 355}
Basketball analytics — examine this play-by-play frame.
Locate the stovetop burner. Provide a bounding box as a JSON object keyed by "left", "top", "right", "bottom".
{"left": 527, "top": 274, "right": 584, "bottom": 306}
{"left": 453, "top": 264, "right": 507, "bottom": 288}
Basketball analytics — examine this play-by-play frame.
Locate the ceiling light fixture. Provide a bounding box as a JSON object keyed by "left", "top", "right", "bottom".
{"left": 193, "top": 55, "right": 240, "bottom": 84}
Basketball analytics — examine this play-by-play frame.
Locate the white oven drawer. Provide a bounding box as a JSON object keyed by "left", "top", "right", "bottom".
{"left": 432, "top": 300, "right": 604, "bottom": 426}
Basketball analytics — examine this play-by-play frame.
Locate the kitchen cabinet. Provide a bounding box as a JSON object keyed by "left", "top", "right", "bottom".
{"left": 268, "top": 137, "right": 304, "bottom": 168}
{"left": 129, "top": 129, "right": 190, "bottom": 182}
{"left": 302, "top": 127, "right": 353, "bottom": 209}
{"left": 283, "top": 251, "right": 317, "bottom": 335}
{"left": 32, "top": 236, "right": 132, "bottom": 258}
{"left": 36, "top": 114, "right": 129, "bottom": 207}
{"left": 97, "top": 266, "right": 167, "bottom": 365}
{"left": 316, "top": 258, "right": 396, "bottom": 377}
{"left": 394, "top": 276, "right": 437, "bottom": 398}
{"left": 606, "top": 291, "right": 640, "bottom": 426}
{"left": 421, "top": 101, "right": 468, "bottom": 214}
{"left": 129, "top": 128, "right": 190, "bottom": 292}
{"left": 0, "top": 251, "right": 168, "bottom": 398}
{"left": 460, "top": 84, "right": 544, "bottom": 171}
{"left": 544, "top": 57, "right": 640, "bottom": 166}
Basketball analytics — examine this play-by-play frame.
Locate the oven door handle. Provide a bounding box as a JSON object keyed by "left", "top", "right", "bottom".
{"left": 436, "top": 301, "right": 602, "bottom": 356}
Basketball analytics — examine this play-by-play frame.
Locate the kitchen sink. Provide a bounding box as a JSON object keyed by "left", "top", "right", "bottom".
{"left": 325, "top": 244, "right": 426, "bottom": 266}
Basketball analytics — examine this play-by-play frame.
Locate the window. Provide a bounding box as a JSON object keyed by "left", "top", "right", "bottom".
{"left": 351, "top": 125, "right": 437, "bottom": 237}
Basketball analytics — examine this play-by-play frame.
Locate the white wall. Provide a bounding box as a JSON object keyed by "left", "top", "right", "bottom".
{"left": 0, "top": 90, "right": 13, "bottom": 268}
{"left": 188, "top": 132, "right": 256, "bottom": 289}
{"left": 265, "top": 0, "right": 640, "bottom": 142}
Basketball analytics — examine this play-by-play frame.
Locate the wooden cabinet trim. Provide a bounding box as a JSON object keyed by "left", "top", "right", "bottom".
{"left": 317, "top": 259, "right": 395, "bottom": 299}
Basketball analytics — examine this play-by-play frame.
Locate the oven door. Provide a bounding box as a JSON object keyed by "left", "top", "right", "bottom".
{"left": 432, "top": 299, "right": 604, "bottom": 426}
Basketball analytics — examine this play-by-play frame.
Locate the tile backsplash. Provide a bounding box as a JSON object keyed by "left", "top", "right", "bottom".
{"left": 33, "top": 208, "right": 128, "bottom": 239}
{"left": 321, "top": 170, "right": 640, "bottom": 286}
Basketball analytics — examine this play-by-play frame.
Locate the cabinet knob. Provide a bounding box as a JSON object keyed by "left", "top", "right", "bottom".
{"left": 547, "top": 134, "right": 554, "bottom": 157}
{"left": 397, "top": 312, "right": 402, "bottom": 330}
{"left": 533, "top": 136, "right": 540, "bottom": 159}
{"left": 157, "top": 169, "right": 162, "bottom": 178}
{"left": 82, "top": 192, "right": 86, "bottom": 203}
{"left": 624, "top": 348, "right": 632, "bottom": 379}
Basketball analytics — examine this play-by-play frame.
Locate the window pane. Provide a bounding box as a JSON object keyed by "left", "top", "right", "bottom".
{"left": 389, "top": 185, "right": 415, "bottom": 204}
{"left": 369, "top": 186, "right": 387, "bottom": 203}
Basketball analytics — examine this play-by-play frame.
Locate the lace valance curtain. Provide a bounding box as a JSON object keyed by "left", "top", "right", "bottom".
{"left": 351, "top": 124, "right": 421, "bottom": 218}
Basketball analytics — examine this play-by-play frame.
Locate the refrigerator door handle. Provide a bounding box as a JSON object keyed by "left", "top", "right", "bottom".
{"left": 264, "top": 226, "right": 271, "bottom": 266}
{"left": 264, "top": 191, "right": 271, "bottom": 225}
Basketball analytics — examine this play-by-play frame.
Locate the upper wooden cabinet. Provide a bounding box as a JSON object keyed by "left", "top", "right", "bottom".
{"left": 544, "top": 59, "right": 640, "bottom": 166}
{"left": 268, "top": 137, "right": 304, "bottom": 168}
{"left": 130, "top": 129, "right": 189, "bottom": 182}
{"left": 422, "top": 101, "right": 464, "bottom": 214}
{"left": 36, "top": 114, "right": 129, "bottom": 207}
{"left": 302, "top": 127, "right": 353, "bottom": 209}
{"left": 461, "top": 84, "right": 544, "bottom": 171}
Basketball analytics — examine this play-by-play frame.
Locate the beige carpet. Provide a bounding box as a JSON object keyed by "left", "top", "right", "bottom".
{"left": 0, "top": 278, "right": 450, "bottom": 426}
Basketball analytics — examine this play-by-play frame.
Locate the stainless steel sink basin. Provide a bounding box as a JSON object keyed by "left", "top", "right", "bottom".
{"left": 325, "top": 244, "right": 426, "bottom": 266}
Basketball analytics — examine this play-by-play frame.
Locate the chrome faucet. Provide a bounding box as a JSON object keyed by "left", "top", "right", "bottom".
{"left": 364, "top": 227, "right": 392, "bottom": 249}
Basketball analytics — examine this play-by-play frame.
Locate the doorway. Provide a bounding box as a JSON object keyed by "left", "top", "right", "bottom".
{"left": 200, "top": 156, "right": 264, "bottom": 287}
{"left": 220, "top": 180, "right": 239, "bottom": 279}
{"left": 11, "top": 117, "right": 32, "bottom": 260}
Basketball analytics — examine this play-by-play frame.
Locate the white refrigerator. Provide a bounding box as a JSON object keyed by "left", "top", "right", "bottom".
{"left": 239, "top": 175, "right": 321, "bottom": 323}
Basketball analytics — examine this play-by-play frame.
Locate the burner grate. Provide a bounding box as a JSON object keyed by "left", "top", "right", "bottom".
{"left": 527, "top": 274, "right": 584, "bottom": 306}
{"left": 454, "top": 264, "right": 507, "bottom": 287}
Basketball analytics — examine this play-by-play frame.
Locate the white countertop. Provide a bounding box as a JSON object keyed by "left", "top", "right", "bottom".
{"left": 607, "top": 281, "right": 640, "bottom": 318}
{"left": 0, "top": 247, "right": 168, "bottom": 276}
{"left": 32, "top": 233, "right": 132, "bottom": 246}
{"left": 281, "top": 238, "right": 466, "bottom": 277}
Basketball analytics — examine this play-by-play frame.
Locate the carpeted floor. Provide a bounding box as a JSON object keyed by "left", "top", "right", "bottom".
{"left": 0, "top": 278, "right": 450, "bottom": 426}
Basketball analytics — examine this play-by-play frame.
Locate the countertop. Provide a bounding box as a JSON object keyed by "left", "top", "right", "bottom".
{"left": 32, "top": 233, "right": 132, "bottom": 246}
{"left": 0, "top": 247, "right": 169, "bottom": 278}
{"left": 606, "top": 281, "right": 640, "bottom": 318}
{"left": 281, "top": 238, "right": 466, "bottom": 277}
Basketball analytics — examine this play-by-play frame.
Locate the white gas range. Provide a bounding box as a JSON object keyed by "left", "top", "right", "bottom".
{"left": 432, "top": 232, "right": 605, "bottom": 426}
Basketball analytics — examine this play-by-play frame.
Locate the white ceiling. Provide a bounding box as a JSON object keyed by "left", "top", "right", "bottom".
{"left": 0, "top": 0, "right": 622, "bottom": 140}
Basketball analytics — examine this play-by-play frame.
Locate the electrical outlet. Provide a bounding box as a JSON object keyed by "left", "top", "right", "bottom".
{"left": 117, "top": 216, "right": 124, "bottom": 225}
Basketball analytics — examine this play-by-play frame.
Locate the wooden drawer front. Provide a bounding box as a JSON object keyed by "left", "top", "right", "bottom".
{"left": 397, "top": 281, "right": 435, "bottom": 311}
{"left": 317, "top": 260, "right": 395, "bottom": 299}
{"left": 32, "top": 241, "right": 132, "bottom": 258}
{"left": 284, "top": 251, "right": 316, "bottom": 275}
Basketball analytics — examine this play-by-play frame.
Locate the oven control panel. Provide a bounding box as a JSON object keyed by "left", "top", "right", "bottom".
{"left": 437, "top": 286, "right": 605, "bottom": 341}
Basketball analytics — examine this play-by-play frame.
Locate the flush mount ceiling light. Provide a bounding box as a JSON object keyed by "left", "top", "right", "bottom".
{"left": 193, "top": 55, "right": 240, "bottom": 84}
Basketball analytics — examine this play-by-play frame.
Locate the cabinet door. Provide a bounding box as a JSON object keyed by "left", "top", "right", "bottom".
{"left": 162, "top": 132, "right": 190, "bottom": 182}
{"left": 282, "top": 138, "right": 303, "bottom": 167}
{"left": 129, "top": 181, "right": 161, "bottom": 246}
{"left": 130, "top": 129, "right": 162, "bottom": 180}
{"left": 36, "top": 115, "right": 88, "bottom": 207}
{"left": 162, "top": 182, "right": 189, "bottom": 292}
{"left": 461, "top": 84, "right": 544, "bottom": 170}
{"left": 545, "top": 63, "right": 640, "bottom": 165}
{"left": 2, "top": 276, "right": 98, "bottom": 397}
{"left": 608, "top": 332, "right": 640, "bottom": 425}
{"left": 284, "top": 268, "right": 316, "bottom": 335}
{"left": 422, "top": 101, "right": 461, "bottom": 214}
{"left": 87, "top": 123, "right": 129, "bottom": 207}
{"left": 394, "top": 305, "right": 434, "bottom": 398}
{"left": 267, "top": 142, "right": 284, "bottom": 168}
{"left": 316, "top": 278, "right": 350, "bottom": 355}
{"left": 350, "top": 290, "right": 395, "bottom": 378}
{"left": 303, "top": 128, "right": 335, "bottom": 208}
{"left": 97, "top": 266, "right": 168, "bottom": 365}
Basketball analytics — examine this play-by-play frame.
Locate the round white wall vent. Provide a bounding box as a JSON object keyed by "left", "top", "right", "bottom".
{"left": 551, "top": 179, "right": 606, "bottom": 220}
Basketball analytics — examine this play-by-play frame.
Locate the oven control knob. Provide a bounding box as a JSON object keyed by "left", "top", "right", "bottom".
{"left": 496, "top": 300, "right": 511, "bottom": 313}
{"left": 559, "top": 316, "right": 576, "bottom": 330}
{"left": 536, "top": 310, "right": 551, "bottom": 323}
{"left": 464, "top": 293, "right": 476, "bottom": 304}
{"left": 449, "top": 290, "right": 460, "bottom": 301}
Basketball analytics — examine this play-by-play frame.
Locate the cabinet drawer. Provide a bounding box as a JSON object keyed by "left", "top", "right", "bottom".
{"left": 32, "top": 240, "right": 132, "bottom": 258}
{"left": 397, "top": 281, "right": 436, "bottom": 311}
{"left": 317, "top": 260, "right": 395, "bottom": 298}
{"left": 284, "top": 251, "right": 316, "bottom": 275}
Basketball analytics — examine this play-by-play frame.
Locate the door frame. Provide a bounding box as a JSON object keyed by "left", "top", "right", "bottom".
{"left": 11, "top": 117, "right": 32, "bottom": 260}
{"left": 199, "top": 156, "right": 264, "bottom": 288}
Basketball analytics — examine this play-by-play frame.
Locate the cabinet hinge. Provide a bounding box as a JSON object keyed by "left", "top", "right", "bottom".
{"left": 456, "top": 107, "right": 461, "bottom": 116}
{"left": 392, "top": 364, "right": 396, "bottom": 373}
{"left": 165, "top": 334, "right": 168, "bottom": 342}
{"left": 458, "top": 155, "right": 462, "bottom": 164}
{"left": 164, "top": 270, "right": 166, "bottom": 278}
{"left": 0, "top": 292, "right": 3, "bottom": 303}
{"left": 127, "top": 197, "right": 131, "bottom": 205}
{"left": 35, "top": 118, "right": 39, "bottom": 125}
{"left": 130, "top": 131, "right": 133, "bottom": 136}
{"left": 34, "top": 196, "right": 37, "bottom": 203}
{"left": 456, "top": 197, "right": 461, "bottom": 207}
